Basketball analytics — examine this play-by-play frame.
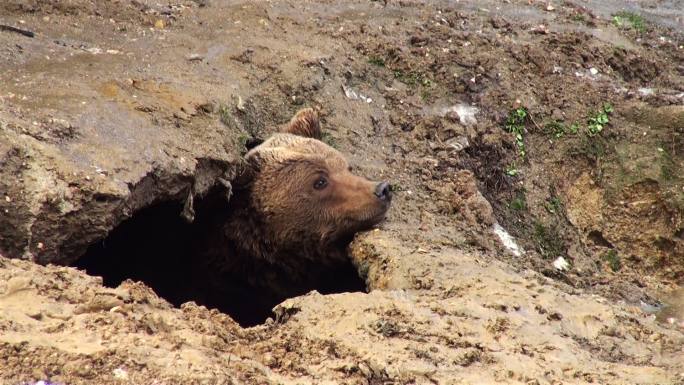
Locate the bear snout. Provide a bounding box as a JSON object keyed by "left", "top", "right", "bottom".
{"left": 374, "top": 181, "right": 392, "bottom": 202}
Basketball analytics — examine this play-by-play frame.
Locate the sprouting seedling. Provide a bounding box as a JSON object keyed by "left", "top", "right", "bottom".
{"left": 368, "top": 56, "right": 386, "bottom": 67}
{"left": 505, "top": 164, "right": 519, "bottom": 176}
{"left": 612, "top": 12, "right": 646, "bottom": 33}
{"left": 506, "top": 107, "right": 528, "bottom": 158}
{"left": 587, "top": 103, "right": 613, "bottom": 136}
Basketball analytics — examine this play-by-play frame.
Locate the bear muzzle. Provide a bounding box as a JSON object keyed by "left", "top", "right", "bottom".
{"left": 374, "top": 181, "right": 392, "bottom": 202}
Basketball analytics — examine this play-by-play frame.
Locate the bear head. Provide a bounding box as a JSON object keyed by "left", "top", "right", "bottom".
{"left": 230, "top": 108, "right": 392, "bottom": 265}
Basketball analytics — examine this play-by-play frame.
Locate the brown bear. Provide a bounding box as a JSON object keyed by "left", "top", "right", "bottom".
{"left": 196, "top": 108, "right": 392, "bottom": 322}
{"left": 226, "top": 108, "right": 391, "bottom": 269}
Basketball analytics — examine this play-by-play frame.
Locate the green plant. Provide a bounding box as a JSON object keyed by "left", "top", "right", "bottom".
{"left": 237, "top": 133, "right": 250, "bottom": 148}
{"left": 506, "top": 108, "right": 528, "bottom": 158}
{"left": 233, "top": 133, "right": 251, "bottom": 154}
{"left": 544, "top": 196, "right": 563, "bottom": 214}
{"left": 612, "top": 12, "right": 646, "bottom": 33}
{"left": 543, "top": 121, "right": 579, "bottom": 139}
{"left": 509, "top": 190, "right": 527, "bottom": 211}
{"left": 572, "top": 14, "right": 586, "bottom": 23}
{"left": 509, "top": 197, "right": 526, "bottom": 211}
{"left": 393, "top": 70, "right": 432, "bottom": 88}
{"left": 569, "top": 122, "right": 579, "bottom": 134}
{"left": 505, "top": 163, "right": 519, "bottom": 176}
{"left": 658, "top": 146, "right": 676, "bottom": 181}
{"left": 603, "top": 249, "right": 621, "bottom": 272}
{"left": 368, "top": 56, "right": 386, "bottom": 67}
{"left": 544, "top": 121, "right": 566, "bottom": 139}
{"left": 218, "top": 104, "right": 232, "bottom": 127}
{"left": 420, "top": 88, "right": 432, "bottom": 101}
{"left": 393, "top": 69, "right": 434, "bottom": 100}
{"left": 587, "top": 103, "right": 613, "bottom": 136}
{"left": 533, "top": 221, "right": 564, "bottom": 259}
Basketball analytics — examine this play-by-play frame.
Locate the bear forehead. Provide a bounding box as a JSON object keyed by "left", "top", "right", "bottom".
{"left": 247, "top": 133, "right": 347, "bottom": 171}
{"left": 251, "top": 133, "right": 333, "bottom": 155}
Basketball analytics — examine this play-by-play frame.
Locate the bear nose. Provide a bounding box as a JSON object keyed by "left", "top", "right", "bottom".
{"left": 374, "top": 181, "right": 392, "bottom": 201}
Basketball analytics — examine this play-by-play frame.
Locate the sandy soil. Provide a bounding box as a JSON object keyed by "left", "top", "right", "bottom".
{"left": 0, "top": 0, "right": 683, "bottom": 384}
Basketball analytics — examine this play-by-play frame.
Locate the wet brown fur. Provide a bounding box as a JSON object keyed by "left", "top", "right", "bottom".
{"left": 279, "top": 107, "right": 321, "bottom": 139}
{"left": 225, "top": 108, "right": 390, "bottom": 271}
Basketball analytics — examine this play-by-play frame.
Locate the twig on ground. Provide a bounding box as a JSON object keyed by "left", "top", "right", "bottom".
{"left": 528, "top": 112, "right": 543, "bottom": 132}
{"left": 0, "top": 24, "right": 35, "bottom": 38}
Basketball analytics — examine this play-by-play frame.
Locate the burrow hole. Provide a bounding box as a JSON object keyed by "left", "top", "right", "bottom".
{"left": 72, "top": 190, "right": 366, "bottom": 327}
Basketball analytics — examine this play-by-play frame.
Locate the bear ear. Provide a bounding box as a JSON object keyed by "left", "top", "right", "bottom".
{"left": 281, "top": 108, "right": 321, "bottom": 140}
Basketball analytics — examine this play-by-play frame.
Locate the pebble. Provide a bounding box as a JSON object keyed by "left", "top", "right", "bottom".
{"left": 26, "top": 310, "right": 43, "bottom": 320}
{"left": 4, "top": 276, "right": 31, "bottom": 296}
{"left": 113, "top": 368, "right": 128, "bottom": 380}
{"left": 553, "top": 257, "right": 570, "bottom": 271}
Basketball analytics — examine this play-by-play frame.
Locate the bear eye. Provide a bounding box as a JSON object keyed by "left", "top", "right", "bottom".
{"left": 313, "top": 177, "right": 328, "bottom": 190}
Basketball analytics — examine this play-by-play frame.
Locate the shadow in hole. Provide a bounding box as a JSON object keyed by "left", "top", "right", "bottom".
{"left": 73, "top": 193, "right": 366, "bottom": 327}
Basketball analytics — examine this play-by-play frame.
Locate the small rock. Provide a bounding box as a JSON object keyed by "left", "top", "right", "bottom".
{"left": 26, "top": 310, "right": 43, "bottom": 320}
{"left": 113, "top": 368, "right": 128, "bottom": 380}
{"left": 154, "top": 19, "right": 165, "bottom": 29}
{"left": 342, "top": 84, "right": 372, "bottom": 103}
{"left": 74, "top": 295, "right": 124, "bottom": 314}
{"left": 531, "top": 25, "right": 549, "bottom": 34}
{"left": 493, "top": 223, "right": 522, "bottom": 257}
{"left": 109, "top": 305, "right": 127, "bottom": 315}
{"left": 236, "top": 95, "right": 246, "bottom": 111}
{"left": 551, "top": 109, "right": 564, "bottom": 120}
{"left": 95, "top": 167, "right": 108, "bottom": 176}
{"left": 4, "top": 276, "right": 31, "bottom": 296}
{"left": 443, "top": 136, "right": 470, "bottom": 152}
{"left": 638, "top": 87, "right": 654, "bottom": 96}
{"left": 263, "top": 353, "right": 276, "bottom": 367}
{"left": 441, "top": 104, "right": 479, "bottom": 126}
{"left": 490, "top": 17, "right": 510, "bottom": 29}
{"left": 553, "top": 256, "right": 570, "bottom": 271}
